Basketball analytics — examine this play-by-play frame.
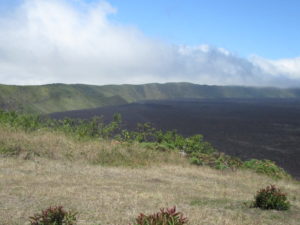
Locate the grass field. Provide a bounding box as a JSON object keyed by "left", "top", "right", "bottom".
{"left": 0, "top": 127, "right": 300, "bottom": 225}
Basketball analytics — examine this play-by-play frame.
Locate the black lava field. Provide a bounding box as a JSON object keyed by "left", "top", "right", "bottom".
{"left": 50, "top": 98, "right": 300, "bottom": 179}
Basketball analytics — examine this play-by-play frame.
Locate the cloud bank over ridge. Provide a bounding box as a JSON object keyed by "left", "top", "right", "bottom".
{"left": 0, "top": 0, "right": 300, "bottom": 87}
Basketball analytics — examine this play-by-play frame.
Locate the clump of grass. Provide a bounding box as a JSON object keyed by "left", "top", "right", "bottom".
{"left": 29, "top": 206, "right": 77, "bottom": 225}
{"left": 0, "top": 144, "right": 22, "bottom": 157}
{"left": 252, "top": 185, "right": 290, "bottom": 210}
{"left": 130, "top": 206, "right": 188, "bottom": 225}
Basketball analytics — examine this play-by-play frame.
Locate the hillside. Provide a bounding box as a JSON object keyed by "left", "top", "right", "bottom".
{"left": 1, "top": 126, "right": 300, "bottom": 225}
{"left": 1, "top": 83, "right": 300, "bottom": 113}
{"left": 0, "top": 83, "right": 127, "bottom": 114}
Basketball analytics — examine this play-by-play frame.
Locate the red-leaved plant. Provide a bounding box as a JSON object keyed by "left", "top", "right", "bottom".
{"left": 29, "top": 206, "right": 77, "bottom": 225}
{"left": 130, "top": 206, "right": 188, "bottom": 225}
{"left": 253, "top": 185, "right": 290, "bottom": 210}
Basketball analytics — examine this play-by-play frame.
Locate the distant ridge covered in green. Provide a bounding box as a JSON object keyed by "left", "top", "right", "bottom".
{"left": 1, "top": 82, "right": 300, "bottom": 114}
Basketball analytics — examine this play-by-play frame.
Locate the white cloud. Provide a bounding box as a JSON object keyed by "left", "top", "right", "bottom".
{"left": 0, "top": 0, "right": 300, "bottom": 87}
{"left": 250, "top": 56, "right": 300, "bottom": 79}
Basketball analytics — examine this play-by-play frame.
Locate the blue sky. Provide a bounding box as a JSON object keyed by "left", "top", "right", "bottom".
{"left": 0, "top": 0, "right": 300, "bottom": 86}
{"left": 106, "top": 0, "right": 300, "bottom": 59}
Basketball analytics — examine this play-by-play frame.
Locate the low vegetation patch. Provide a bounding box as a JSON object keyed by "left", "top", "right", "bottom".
{"left": 29, "top": 206, "right": 77, "bottom": 225}
{"left": 252, "top": 185, "right": 290, "bottom": 210}
{"left": 0, "top": 143, "right": 22, "bottom": 157}
{"left": 130, "top": 206, "right": 188, "bottom": 225}
{"left": 242, "top": 159, "right": 291, "bottom": 179}
{"left": 189, "top": 152, "right": 243, "bottom": 170}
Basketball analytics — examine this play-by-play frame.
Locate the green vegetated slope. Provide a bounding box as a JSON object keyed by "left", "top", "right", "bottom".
{"left": 0, "top": 83, "right": 127, "bottom": 113}
{"left": 89, "top": 83, "right": 300, "bottom": 101}
{"left": 1, "top": 82, "right": 300, "bottom": 113}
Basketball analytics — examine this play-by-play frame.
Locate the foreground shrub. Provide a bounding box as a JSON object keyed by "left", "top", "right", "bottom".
{"left": 242, "top": 159, "right": 290, "bottom": 179}
{"left": 29, "top": 206, "right": 77, "bottom": 225}
{"left": 131, "top": 206, "right": 188, "bottom": 225}
{"left": 252, "top": 185, "right": 290, "bottom": 210}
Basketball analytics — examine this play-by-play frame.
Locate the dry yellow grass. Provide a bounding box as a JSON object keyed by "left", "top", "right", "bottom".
{"left": 0, "top": 127, "right": 186, "bottom": 167}
{"left": 0, "top": 127, "right": 299, "bottom": 225}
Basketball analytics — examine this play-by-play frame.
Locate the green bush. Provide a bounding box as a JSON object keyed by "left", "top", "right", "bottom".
{"left": 0, "top": 110, "right": 42, "bottom": 131}
{"left": 189, "top": 152, "right": 243, "bottom": 170}
{"left": 29, "top": 206, "right": 77, "bottom": 225}
{"left": 130, "top": 206, "right": 188, "bottom": 225}
{"left": 190, "top": 156, "right": 203, "bottom": 166}
{"left": 252, "top": 185, "right": 290, "bottom": 210}
{"left": 242, "top": 159, "right": 290, "bottom": 179}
